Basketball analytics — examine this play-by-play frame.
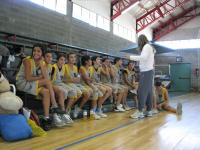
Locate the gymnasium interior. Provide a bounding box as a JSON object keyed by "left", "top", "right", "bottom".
{"left": 0, "top": 0, "right": 200, "bottom": 149}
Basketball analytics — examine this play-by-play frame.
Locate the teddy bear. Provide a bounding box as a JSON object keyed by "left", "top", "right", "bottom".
{"left": 0, "top": 71, "right": 23, "bottom": 114}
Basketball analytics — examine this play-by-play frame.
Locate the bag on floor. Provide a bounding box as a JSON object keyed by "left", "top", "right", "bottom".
{"left": 0, "top": 114, "right": 32, "bottom": 142}
{"left": 27, "top": 119, "right": 47, "bottom": 137}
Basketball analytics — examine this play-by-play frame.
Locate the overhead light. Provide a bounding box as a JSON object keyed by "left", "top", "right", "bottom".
{"left": 122, "top": 1, "right": 140, "bottom": 14}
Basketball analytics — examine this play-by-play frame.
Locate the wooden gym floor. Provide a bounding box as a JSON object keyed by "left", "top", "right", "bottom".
{"left": 0, "top": 93, "right": 200, "bottom": 150}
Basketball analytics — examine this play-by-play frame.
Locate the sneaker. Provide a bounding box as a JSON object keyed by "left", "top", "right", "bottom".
{"left": 97, "top": 112, "right": 107, "bottom": 118}
{"left": 73, "top": 105, "right": 82, "bottom": 118}
{"left": 90, "top": 111, "right": 101, "bottom": 120}
{"left": 177, "top": 103, "right": 182, "bottom": 115}
{"left": 40, "top": 118, "right": 52, "bottom": 131}
{"left": 51, "top": 107, "right": 65, "bottom": 114}
{"left": 94, "top": 113, "right": 101, "bottom": 120}
{"left": 145, "top": 111, "right": 153, "bottom": 117}
{"left": 61, "top": 114, "right": 74, "bottom": 124}
{"left": 152, "top": 109, "right": 159, "bottom": 114}
{"left": 52, "top": 113, "right": 65, "bottom": 127}
{"left": 114, "top": 105, "right": 126, "bottom": 112}
{"left": 124, "top": 105, "right": 132, "bottom": 111}
{"left": 130, "top": 110, "right": 144, "bottom": 119}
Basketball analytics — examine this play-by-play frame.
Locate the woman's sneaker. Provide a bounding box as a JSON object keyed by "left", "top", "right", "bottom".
{"left": 114, "top": 105, "right": 126, "bottom": 112}
{"left": 124, "top": 105, "right": 132, "bottom": 111}
{"left": 145, "top": 111, "right": 153, "bottom": 117}
{"left": 94, "top": 113, "right": 101, "bottom": 120}
{"left": 97, "top": 111, "right": 108, "bottom": 118}
{"left": 40, "top": 118, "right": 52, "bottom": 131}
{"left": 61, "top": 114, "right": 74, "bottom": 124}
{"left": 177, "top": 103, "right": 182, "bottom": 115}
{"left": 90, "top": 111, "right": 101, "bottom": 120}
{"left": 130, "top": 110, "right": 144, "bottom": 119}
{"left": 52, "top": 113, "right": 65, "bottom": 127}
{"left": 152, "top": 109, "right": 159, "bottom": 114}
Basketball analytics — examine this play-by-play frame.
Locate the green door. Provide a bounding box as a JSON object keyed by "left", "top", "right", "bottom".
{"left": 170, "top": 63, "right": 191, "bottom": 92}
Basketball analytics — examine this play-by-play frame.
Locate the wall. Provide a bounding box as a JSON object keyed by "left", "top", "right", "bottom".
{"left": 114, "top": 13, "right": 137, "bottom": 43}
{"left": 155, "top": 49, "right": 200, "bottom": 89}
{"left": 0, "top": 0, "right": 134, "bottom": 56}
{"left": 155, "top": 15, "right": 200, "bottom": 90}
{"left": 138, "top": 27, "right": 153, "bottom": 41}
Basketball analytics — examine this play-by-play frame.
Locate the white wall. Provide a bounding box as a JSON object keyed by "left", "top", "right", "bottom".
{"left": 114, "top": 13, "right": 136, "bottom": 31}
{"left": 114, "top": 13, "right": 137, "bottom": 42}
{"left": 137, "top": 27, "right": 153, "bottom": 41}
{"left": 159, "top": 16, "right": 200, "bottom": 41}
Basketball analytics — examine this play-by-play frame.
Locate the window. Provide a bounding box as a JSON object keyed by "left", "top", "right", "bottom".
{"left": 82, "top": 8, "right": 90, "bottom": 23}
{"left": 29, "top": 0, "right": 67, "bottom": 15}
{"left": 30, "top": 0, "right": 43, "bottom": 5}
{"left": 89, "top": 12, "right": 97, "bottom": 27}
{"left": 72, "top": 3, "right": 82, "bottom": 19}
{"left": 113, "top": 23, "right": 119, "bottom": 35}
{"left": 97, "top": 16, "right": 104, "bottom": 29}
{"left": 72, "top": 3, "right": 110, "bottom": 31}
{"left": 44, "top": 0, "right": 56, "bottom": 10}
{"left": 103, "top": 18, "right": 110, "bottom": 31}
{"left": 113, "top": 22, "right": 134, "bottom": 42}
{"left": 56, "top": 0, "right": 67, "bottom": 14}
{"left": 97, "top": 16, "right": 110, "bottom": 31}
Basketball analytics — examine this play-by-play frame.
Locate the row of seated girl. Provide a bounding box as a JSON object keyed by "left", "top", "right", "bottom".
{"left": 15, "top": 44, "right": 138, "bottom": 131}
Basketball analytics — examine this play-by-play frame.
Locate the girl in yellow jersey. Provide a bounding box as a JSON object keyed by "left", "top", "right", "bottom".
{"left": 79, "top": 56, "right": 104, "bottom": 120}
{"left": 65, "top": 53, "right": 91, "bottom": 118}
{"left": 44, "top": 52, "right": 75, "bottom": 124}
{"left": 16, "top": 44, "right": 60, "bottom": 130}
{"left": 112, "top": 58, "right": 129, "bottom": 111}
{"left": 122, "top": 61, "right": 138, "bottom": 109}
{"left": 100, "top": 58, "right": 125, "bottom": 112}
{"left": 51, "top": 53, "right": 78, "bottom": 123}
{"left": 90, "top": 56, "right": 112, "bottom": 118}
{"left": 155, "top": 81, "right": 182, "bottom": 115}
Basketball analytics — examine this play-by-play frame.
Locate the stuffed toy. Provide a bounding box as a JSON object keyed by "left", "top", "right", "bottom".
{"left": 0, "top": 72, "right": 23, "bottom": 114}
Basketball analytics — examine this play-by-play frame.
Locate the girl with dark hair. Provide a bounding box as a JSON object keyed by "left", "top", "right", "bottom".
{"left": 51, "top": 53, "right": 78, "bottom": 124}
{"left": 65, "top": 53, "right": 91, "bottom": 118}
{"left": 90, "top": 56, "right": 112, "bottom": 117}
{"left": 112, "top": 58, "right": 129, "bottom": 111}
{"left": 122, "top": 61, "right": 138, "bottom": 109}
{"left": 79, "top": 56, "right": 102, "bottom": 120}
{"left": 44, "top": 52, "right": 76, "bottom": 126}
{"left": 100, "top": 58, "right": 125, "bottom": 112}
{"left": 16, "top": 44, "right": 60, "bottom": 130}
{"left": 155, "top": 81, "right": 182, "bottom": 115}
{"left": 129, "top": 35, "right": 156, "bottom": 119}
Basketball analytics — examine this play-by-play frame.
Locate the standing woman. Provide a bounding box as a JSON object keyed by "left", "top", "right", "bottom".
{"left": 129, "top": 35, "right": 156, "bottom": 119}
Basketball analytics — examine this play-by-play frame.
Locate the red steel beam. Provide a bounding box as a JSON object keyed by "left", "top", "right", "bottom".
{"left": 136, "top": 0, "right": 192, "bottom": 33}
{"left": 153, "top": 5, "right": 200, "bottom": 40}
{"left": 111, "top": 0, "right": 139, "bottom": 21}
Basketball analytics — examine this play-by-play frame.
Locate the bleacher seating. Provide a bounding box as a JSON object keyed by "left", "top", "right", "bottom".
{"left": 0, "top": 31, "right": 135, "bottom": 117}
